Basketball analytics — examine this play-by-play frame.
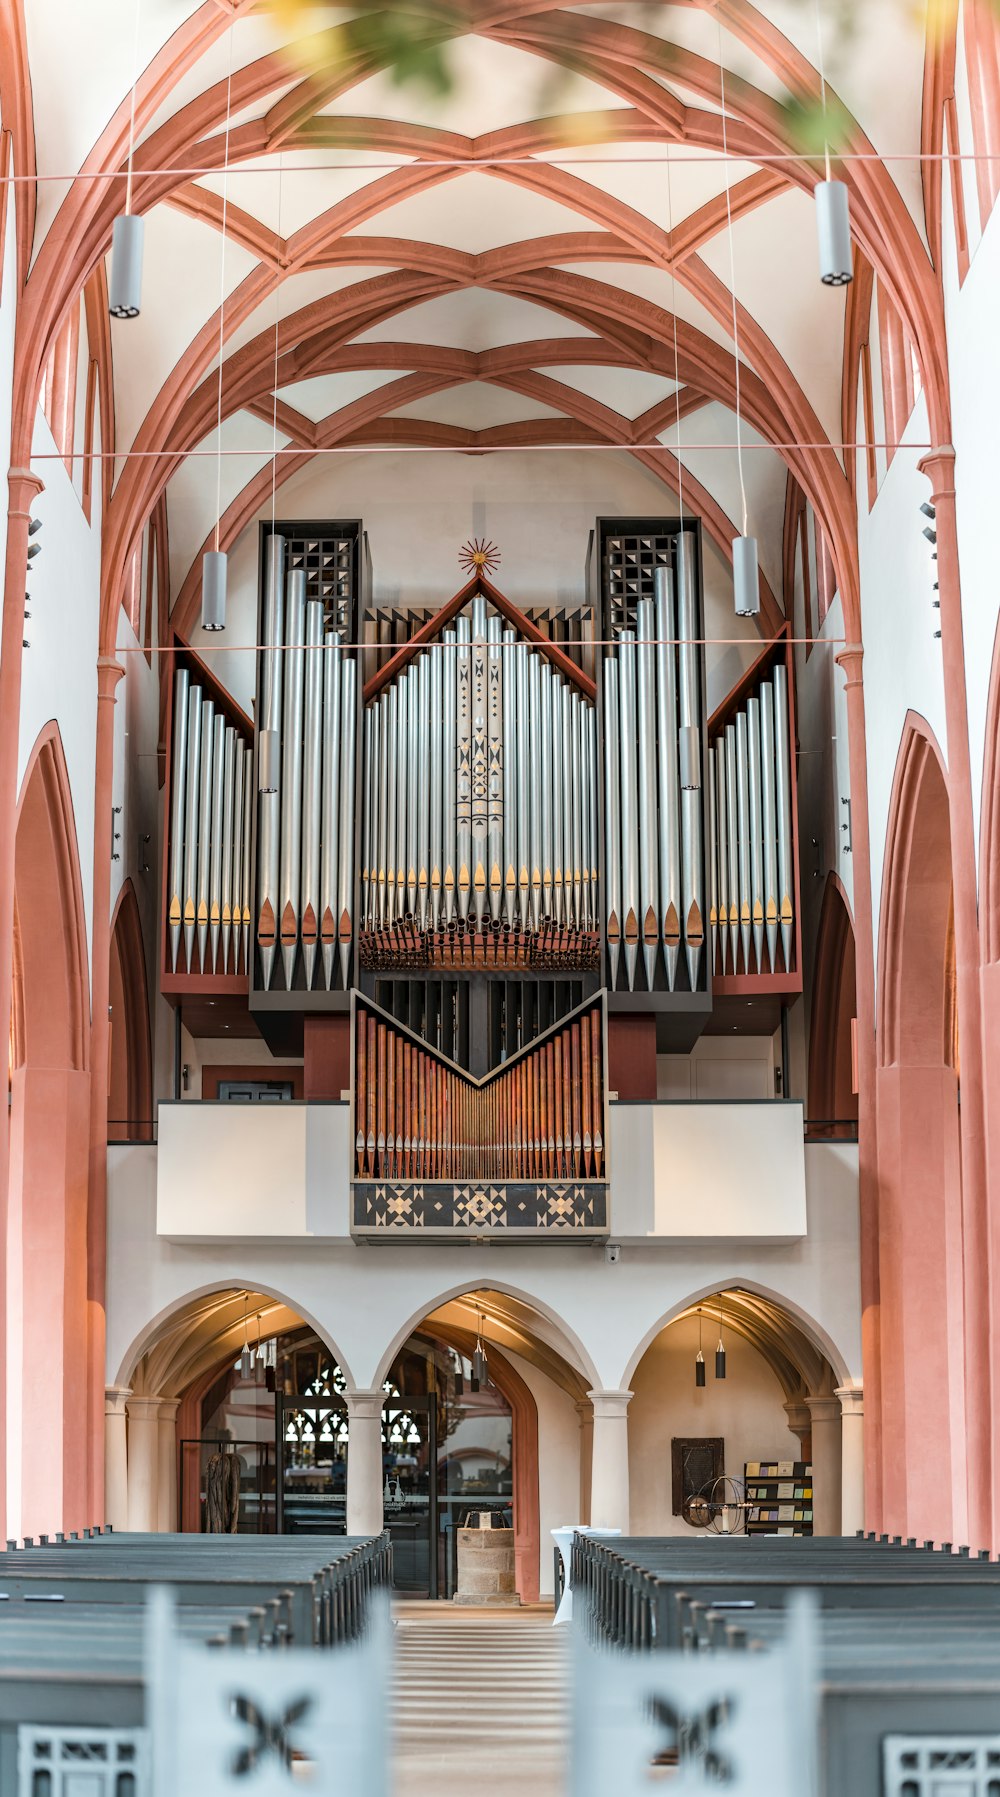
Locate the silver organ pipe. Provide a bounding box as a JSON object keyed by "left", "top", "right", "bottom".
{"left": 300, "top": 600, "right": 324, "bottom": 988}
{"left": 708, "top": 748, "right": 718, "bottom": 977}
{"left": 561, "top": 677, "right": 573, "bottom": 931}
{"left": 515, "top": 641, "right": 530, "bottom": 929}
{"left": 195, "top": 697, "right": 214, "bottom": 974}
{"left": 636, "top": 597, "right": 659, "bottom": 990}
{"left": 706, "top": 664, "right": 795, "bottom": 977}
{"left": 377, "top": 688, "right": 390, "bottom": 931}
{"left": 654, "top": 566, "right": 681, "bottom": 991}
{"left": 167, "top": 673, "right": 251, "bottom": 979}
{"left": 456, "top": 614, "right": 472, "bottom": 923}
{"left": 571, "top": 689, "right": 584, "bottom": 931}
{"left": 773, "top": 662, "right": 794, "bottom": 971}
{"left": 279, "top": 572, "right": 306, "bottom": 991}
{"left": 501, "top": 628, "right": 517, "bottom": 924}
{"left": 320, "top": 631, "right": 342, "bottom": 989}
{"left": 725, "top": 724, "right": 739, "bottom": 970}
{"left": 231, "top": 740, "right": 244, "bottom": 975}
{"left": 736, "top": 710, "right": 751, "bottom": 972}
{"left": 715, "top": 737, "right": 729, "bottom": 974}
{"left": 747, "top": 695, "right": 765, "bottom": 974}
{"left": 241, "top": 744, "right": 252, "bottom": 974}
{"left": 337, "top": 654, "right": 357, "bottom": 988}
{"left": 617, "top": 631, "right": 639, "bottom": 989}
{"left": 219, "top": 726, "right": 234, "bottom": 975}
{"left": 429, "top": 648, "right": 442, "bottom": 929}
{"left": 167, "top": 668, "right": 189, "bottom": 973}
{"left": 761, "top": 680, "right": 779, "bottom": 972}
{"left": 539, "top": 660, "right": 553, "bottom": 925}
{"left": 676, "top": 534, "right": 704, "bottom": 990}
{"left": 601, "top": 536, "right": 708, "bottom": 993}
{"left": 604, "top": 657, "right": 622, "bottom": 991}
{"left": 528, "top": 649, "right": 542, "bottom": 932}
{"left": 356, "top": 598, "right": 600, "bottom": 968}
{"left": 257, "top": 539, "right": 285, "bottom": 991}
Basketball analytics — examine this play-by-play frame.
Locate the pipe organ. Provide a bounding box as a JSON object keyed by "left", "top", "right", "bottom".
{"left": 359, "top": 592, "right": 600, "bottom": 970}
{"left": 255, "top": 532, "right": 358, "bottom": 993}
{"left": 603, "top": 543, "right": 706, "bottom": 995}
{"left": 166, "top": 667, "right": 253, "bottom": 976}
{"left": 708, "top": 653, "right": 797, "bottom": 979}
{"left": 160, "top": 511, "right": 802, "bottom": 1236}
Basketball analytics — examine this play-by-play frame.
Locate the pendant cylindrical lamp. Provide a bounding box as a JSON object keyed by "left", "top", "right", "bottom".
{"left": 695, "top": 1350, "right": 706, "bottom": 1388}
{"left": 202, "top": 550, "right": 227, "bottom": 632}
{"left": 679, "top": 724, "right": 701, "bottom": 792}
{"left": 816, "top": 179, "right": 852, "bottom": 286}
{"left": 109, "top": 214, "right": 145, "bottom": 319}
{"left": 733, "top": 535, "right": 760, "bottom": 617}
{"left": 258, "top": 728, "right": 279, "bottom": 794}
{"left": 715, "top": 1340, "right": 726, "bottom": 1379}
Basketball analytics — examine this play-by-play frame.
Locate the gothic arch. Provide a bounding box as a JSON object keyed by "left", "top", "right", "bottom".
{"left": 108, "top": 880, "right": 153, "bottom": 1144}
{"left": 807, "top": 876, "right": 859, "bottom": 1139}
{"left": 875, "top": 716, "right": 966, "bottom": 1546}
{"left": 8, "top": 724, "right": 92, "bottom": 1539}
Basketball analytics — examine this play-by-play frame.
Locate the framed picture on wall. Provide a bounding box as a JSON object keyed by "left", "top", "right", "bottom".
{"left": 671, "top": 1437, "right": 724, "bottom": 1527}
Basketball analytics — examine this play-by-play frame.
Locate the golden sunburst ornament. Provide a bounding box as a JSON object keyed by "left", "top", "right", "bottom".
{"left": 459, "top": 538, "right": 501, "bottom": 579}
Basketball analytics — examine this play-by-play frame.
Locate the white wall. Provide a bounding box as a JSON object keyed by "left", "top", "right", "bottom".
{"left": 106, "top": 1130, "right": 861, "bottom": 1398}
{"left": 184, "top": 447, "right": 762, "bottom": 720}
{"left": 657, "top": 1034, "right": 776, "bottom": 1101}
{"left": 629, "top": 1314, "right": 801, "bottom": 1536}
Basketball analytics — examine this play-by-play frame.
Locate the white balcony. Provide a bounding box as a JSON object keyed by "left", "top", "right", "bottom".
{"left": 148, "top": 1098, "right": 812, "bottom": 1243}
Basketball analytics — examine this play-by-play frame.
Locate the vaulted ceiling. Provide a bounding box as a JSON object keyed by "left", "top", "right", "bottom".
{"left": 19, "top": 0, "right": 933, "bottom": 646}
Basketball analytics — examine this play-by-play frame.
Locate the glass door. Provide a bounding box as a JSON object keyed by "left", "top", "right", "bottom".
{"left": 382, "top": 1394, "right": 437, "bottom": 1597}
{"left": 276, "top": 1394, "right": 348, "bottom": 1534}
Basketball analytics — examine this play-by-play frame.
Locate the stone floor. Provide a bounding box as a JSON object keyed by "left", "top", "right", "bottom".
{"left": 391, "top": 1604, "right": 567, "bottom": 1796}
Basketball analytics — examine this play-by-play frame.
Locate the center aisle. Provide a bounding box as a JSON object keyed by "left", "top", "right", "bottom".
{"left": 391, "top": 1605, "right": 568, "bottom": 1797}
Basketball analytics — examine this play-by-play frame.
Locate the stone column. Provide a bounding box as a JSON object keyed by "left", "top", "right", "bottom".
{"left": 104, "top": 1386, "right": 131, "bottom": 1532}
{"left": 345, "top": 1390, "right": 385, "bottom": 1536}
{"left": 126, "top": 1396, "right": 165, "bottom": 1532}
{"left": 806, "top": 1394, "right": 843, "bottom": 1537}
{"left": 588, "top": 1389, "right": 633, "bottom": 1532}
{"left": 156, "top": 1399, "right": 180, "bottom": 1533}
{"left": 782, "top": 1400, "right": 812, "bottom": 1463}
{"left": 836, "top": 1385, "right": 865, "bottom": 1538}
{"left": 576, "top": 1398, "right": 594, "bottom": 1525}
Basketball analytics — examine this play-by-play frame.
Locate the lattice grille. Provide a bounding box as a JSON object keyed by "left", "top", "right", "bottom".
{"left": 883, "top": 1735, "right": 1000, "bottom": 1796}
{"left": 602, "top": 531, "right": 674, "bottom": 635}
{"left": 285, "top": 530, "right": 356, "bottom": 635}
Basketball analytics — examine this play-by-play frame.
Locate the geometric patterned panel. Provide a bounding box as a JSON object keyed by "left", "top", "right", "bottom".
{"left": 352, "top": 1180, "right": 608, "bottom": 1237}
{"left": 883, "top": 1737, "right": 1000, "bottom": 1797}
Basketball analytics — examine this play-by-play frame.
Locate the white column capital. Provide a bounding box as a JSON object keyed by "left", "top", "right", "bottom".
{"left": 105, "top": 1385, "right": 132, "bottom": 1418}
{"left": 345, "top": 1388, "right": 385, "bottom": 1421}
{"left": 835, "top": 1384, "right": 864, "bottom": 1418}
{"left": 126, "top": 1395, "right": 172, "bottom": 1425}
{"left": 587, "top": 1388, "right": 633, "bottom": 1421}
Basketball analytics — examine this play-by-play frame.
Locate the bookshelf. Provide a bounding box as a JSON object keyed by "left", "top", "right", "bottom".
{"left": 743, "top": 1460, "right": 813, "bottom": 1536}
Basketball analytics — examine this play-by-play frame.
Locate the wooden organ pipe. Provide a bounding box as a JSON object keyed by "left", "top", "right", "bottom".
{"left": 354, "top": 998, "right": 606, "bottom": 1184}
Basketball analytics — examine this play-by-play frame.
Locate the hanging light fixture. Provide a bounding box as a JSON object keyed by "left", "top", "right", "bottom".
{"left": 239, "top": 1297, "right": 253, "bottom": 1381}
{"left": 470, "top": 1310, "right": 488, "bottom": 1389}
{"left": 718, "top": 41, "right": 757, "bottom": 616}
{"left": 695, "top": 1310, "right": 706, "bottom": 1387}
{"left": 255, "top": 1315, "right": 266, "bottom": 1366}
{"left": 813, "top": 0, "right": 853, "bottom": 285}
{"left": 109, "top": 0, "right": 144, "bottom": 318}
{"left": 202, "top": 28, "right": 234, "bottom": 631}
{"left": 715, "top": 1299, "right": 727, "bottom": 1380}
{"left": 733, "top": 533, "right": 760, "bottom": 618}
